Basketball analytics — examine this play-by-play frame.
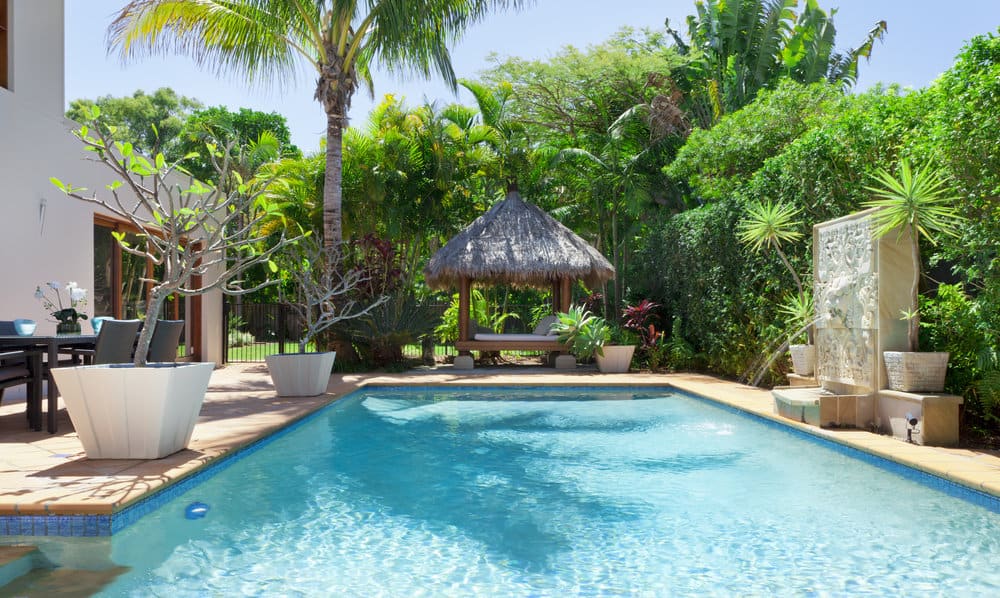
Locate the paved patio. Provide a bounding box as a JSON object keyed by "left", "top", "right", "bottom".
{"left": 1, "top": 363, "right": 998, "bottom": 520}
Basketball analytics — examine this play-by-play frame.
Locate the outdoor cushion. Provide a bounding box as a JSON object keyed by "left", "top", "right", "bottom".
{"left": 532, "top": 315, "right": 559, "bottom": 336}
{"left": 473, "top": 333, "right": 558, "bottom": 342}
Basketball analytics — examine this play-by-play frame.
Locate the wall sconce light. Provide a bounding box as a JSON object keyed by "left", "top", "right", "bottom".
{"left": 39, "top": 197, "right": 47, "bottom": 234}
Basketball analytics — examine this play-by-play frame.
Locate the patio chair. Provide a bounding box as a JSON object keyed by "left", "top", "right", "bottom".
{"left": 0, "top": 321, "right": 30, "bottom": 404}
{"left": 0, "top": 349, "right": 30, "bottom": 402}
{"left": 147, "top": 320, "right": 185, "bottom": 362}
{"left": 73, "top": 319, "right": 142, "bottom": 365}
{"left": 0, "top": 349, "right": 43, "bottom": 429}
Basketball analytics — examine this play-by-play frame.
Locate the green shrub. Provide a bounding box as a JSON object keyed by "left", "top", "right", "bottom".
{"left": 227, "top": 330, "right": 255, "bottom": 348}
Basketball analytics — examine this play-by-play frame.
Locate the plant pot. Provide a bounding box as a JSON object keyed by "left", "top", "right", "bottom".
{"left": 595, "top": 345, "right": 636, "bottom": 373}
{"left": 265, "top": 351, "right": 337, "bottom": 397}
{"left": 789, "top": 344, "right": 816, "bottom": 376}
{"left": 56, "top": 321, "right": 82, "bottom": 334}
{"left": 51, "top": 361, "right": 214, "bottom": 459}
{"left": 882, "top": 351, "right": 949, "bottom": 392}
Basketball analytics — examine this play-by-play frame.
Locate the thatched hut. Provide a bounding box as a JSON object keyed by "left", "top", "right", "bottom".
{"left": 424, "top": 189, "right": 614, "bottom": 359}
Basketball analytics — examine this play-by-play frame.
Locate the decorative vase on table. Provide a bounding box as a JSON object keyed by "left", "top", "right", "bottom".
{"left": 56, "top": 321, "right": 82, "bottom": 335}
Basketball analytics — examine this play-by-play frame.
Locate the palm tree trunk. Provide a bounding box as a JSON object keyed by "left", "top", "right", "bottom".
{"left": 323, "top": 112, "right": 344, "bottom": 248}
{"left": 910, "top": 233, "right": 921, "bottom": 352}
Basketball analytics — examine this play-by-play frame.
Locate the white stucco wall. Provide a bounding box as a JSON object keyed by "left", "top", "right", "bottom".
{"left": 0, "top": 0, "right": 221, "bottom": 362}
{"left": 7, "top": 0, "right": 64, "bottom": 118}
{"left": 0, "top": 90, "right": 97, "bottom": 334}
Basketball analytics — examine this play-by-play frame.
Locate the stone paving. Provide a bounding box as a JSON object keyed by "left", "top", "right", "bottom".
{"left": 1, "top": 363, "right": 998, "bottom": 519}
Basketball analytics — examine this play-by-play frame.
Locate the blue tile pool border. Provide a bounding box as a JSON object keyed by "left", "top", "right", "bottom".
{"left": 3, "top": 383, "right": 997, "bottom": 537}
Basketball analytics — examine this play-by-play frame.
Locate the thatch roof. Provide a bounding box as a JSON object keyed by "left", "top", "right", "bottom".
{"left": 424, "top": 190, "right": 615, "bottom": 290}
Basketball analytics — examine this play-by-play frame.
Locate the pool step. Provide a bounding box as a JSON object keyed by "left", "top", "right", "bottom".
{"left": 0, "top": 545, "right": 39, "bottom": 588}
{"left": 0, "top": 547, "right": 129, "bottom": 597}
{"left": 0, "top": 566, "right": 132, "bottom": 597}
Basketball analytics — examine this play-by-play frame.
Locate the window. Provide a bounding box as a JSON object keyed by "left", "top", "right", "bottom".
{"left": 1, "top": 0, "right": 9, "bottom": 90}
{"left": 94, "top": 217, "right": 198, "bottom": 359}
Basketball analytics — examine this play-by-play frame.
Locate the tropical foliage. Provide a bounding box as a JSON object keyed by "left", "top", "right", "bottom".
{"left": 863, "top": 160, "right": 965, "bottom": 350}
{"left": 109, "top": 0, "right": 527, "bottom": 248}
{"left": 665, "top": 0, "right": 886, "bottom": 125}
{"left": 77, "top": 2, "right": 1000, "bottom": 442}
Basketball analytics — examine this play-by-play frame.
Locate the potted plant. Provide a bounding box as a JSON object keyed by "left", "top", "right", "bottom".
{"left": 778, "top": 291, "right": 816, "bottom": 376}
{"left": 596, "top": 323, "right": 638, "bottom": 374}
{"left": 552, "top": 305, "right": 609, "bottom": 363}
{"left": 737, "top": 199, "right": 815, "bottom": 376}
{"left": 49, "top": 106, "right": 301, "bottom": 459}
{"left": 266, "top": 236, "right": 386, "bottom": 397}
{"left": 863, "top": 159, "right": 965, "bottom": 392}
{"left": 35, "top": 281, "right": 88, "bottom": 334}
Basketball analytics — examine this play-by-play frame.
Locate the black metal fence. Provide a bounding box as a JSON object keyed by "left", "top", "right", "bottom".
{"left": 222, "top": 300, "right": 551, "bottom": 363}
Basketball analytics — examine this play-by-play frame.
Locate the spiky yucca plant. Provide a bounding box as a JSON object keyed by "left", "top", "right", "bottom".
{"left": 863, "top": 159, "right": 965, "bottom": 351}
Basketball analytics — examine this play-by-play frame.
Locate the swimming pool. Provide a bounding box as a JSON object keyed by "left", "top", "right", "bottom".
{"left": 17, "top": 388, "right": 1000, "bottom": 594}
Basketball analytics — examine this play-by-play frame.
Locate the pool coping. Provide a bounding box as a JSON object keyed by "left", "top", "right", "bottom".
{"left": 1, "top": 366, "right": 998, "bottom": 536}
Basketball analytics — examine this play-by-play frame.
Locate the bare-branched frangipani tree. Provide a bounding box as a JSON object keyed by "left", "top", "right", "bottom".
{"left": 51, "top": 106, "right": 303, "bottom": 366}
{"left": 276, "top": 236, "right": 389, "bottom": 353}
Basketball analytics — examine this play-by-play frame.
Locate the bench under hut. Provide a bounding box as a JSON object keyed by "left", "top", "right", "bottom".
{"left": 424, "top": 187, "right": 614, "bottom": 368}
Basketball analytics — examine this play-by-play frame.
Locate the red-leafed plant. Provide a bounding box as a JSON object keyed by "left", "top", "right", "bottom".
{"left": 622, "top": 299, "right": 661, "bottom": 348}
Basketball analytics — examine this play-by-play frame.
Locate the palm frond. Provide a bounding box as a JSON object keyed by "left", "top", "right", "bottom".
{"left": 736, "top": 199, "right": 804, "bottom": 252}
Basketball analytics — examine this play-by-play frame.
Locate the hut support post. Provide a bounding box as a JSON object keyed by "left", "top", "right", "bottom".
{"left": 455, "top": 277, "right": 474, "bottom": 369}
{"left": 559, "top": 276, "right": 572, "bottom": 313}
{"left": 458, "top": 277, "right": 471, "bottom": 343}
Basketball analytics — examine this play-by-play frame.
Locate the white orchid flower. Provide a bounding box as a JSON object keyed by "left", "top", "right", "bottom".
{"left": 34, "top": 286, "right": 44, "bottom": 299}
{"left": 47, "top": 281, "right": 61, "bottom": 290}
{"left": 70, "top": 287, "right": 87, "bottom": 302}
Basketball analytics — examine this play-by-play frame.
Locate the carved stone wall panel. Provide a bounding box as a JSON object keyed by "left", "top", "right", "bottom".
{"left": 814, "top": 215, "right": 878, "bottom": 392}
{"left": 815, "top": 217, "right": 878, "bottom": 331}
{"left": 816, "top": 328, "right": 874, "bottom": 387}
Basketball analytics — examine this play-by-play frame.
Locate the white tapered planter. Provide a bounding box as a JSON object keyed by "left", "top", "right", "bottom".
{"left": 789, "top": 344, "right": 816, "bottom": 376}
{"left": 595, "top": 345, "right": 636, "bottom": 373}
{"left": 51, "top": 362, "right": 214, "bottom": 459}
{"left": 265, "top": 352, "right": 336, "bottom": 397}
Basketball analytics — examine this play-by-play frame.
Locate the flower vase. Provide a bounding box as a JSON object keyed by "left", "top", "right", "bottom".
{"left": 57, "top": 321, "right": 82, "bottom": 335}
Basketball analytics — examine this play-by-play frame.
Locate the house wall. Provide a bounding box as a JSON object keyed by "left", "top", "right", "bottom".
{"left": 5, "top": 0, "right": 63, "bottom": 117}
{"left": 0, "top": 0, "right": 222, "bottom": 363}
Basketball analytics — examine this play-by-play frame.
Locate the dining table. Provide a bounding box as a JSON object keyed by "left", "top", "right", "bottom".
{"left": 0, "top": 334, "right": 97, "bottom": 433}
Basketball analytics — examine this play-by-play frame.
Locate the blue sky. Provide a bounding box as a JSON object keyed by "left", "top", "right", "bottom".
{"left": 65, "top": 1, "right": 1000, "bottom": 152}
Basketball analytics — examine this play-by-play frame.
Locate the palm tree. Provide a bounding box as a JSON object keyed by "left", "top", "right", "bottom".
{"left": 736, "top": 199, "right": 811, "bottom": 343}
{"left": 109, "top": 0, "right": 527, "bottom": 248}
{"left": 863, "top": 159, "right": 965, "bottom": 351}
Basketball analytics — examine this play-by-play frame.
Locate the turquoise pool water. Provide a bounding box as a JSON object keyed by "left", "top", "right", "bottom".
{"left": 43, "top": 389, "right": 1000, "bottom": 594}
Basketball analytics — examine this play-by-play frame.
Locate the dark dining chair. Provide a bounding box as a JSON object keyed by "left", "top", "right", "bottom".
{"left": 0, "top": 321, "right": 32, "bottom": 405}
{"left": 0, "top": 349, "right": 43, "bottom": 429}
{"left": 74, "top": 319, "right": 142, "bottom": 365}
{"left": 0, "top": 350, "right": 33, "bottom": 401}
{"left": 147, "top": 320, "right": 185, "bottom": 362}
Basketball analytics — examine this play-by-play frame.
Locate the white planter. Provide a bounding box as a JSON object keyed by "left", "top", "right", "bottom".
{"left": 883, "top": 351, "right": 950, "bottom": 392}
{"left": 596, "top": 345, "right": 636, "bottom": 373}
{"left": 265, "top": 352, "right": 336, "bottom": 397}
{"left": 51, "top": 362, "right": 214, "bottom": 459}
{"left": 789, "top": 344, "right": 816, "bottom": 376}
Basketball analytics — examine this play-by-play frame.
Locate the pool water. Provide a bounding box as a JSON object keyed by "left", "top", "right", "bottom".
{"left": 50, "top": 389, "right": 1000, "bottom": 594}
